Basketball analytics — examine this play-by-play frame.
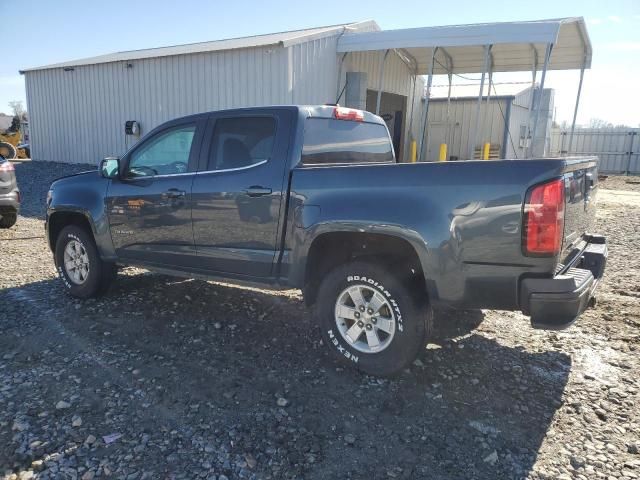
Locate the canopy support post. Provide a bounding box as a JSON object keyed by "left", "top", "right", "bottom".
{"left": 470, "top": 45, "right": 491, "bottom": 160}
{"left": 525, "top": 46, "right": 538, "bottom": 158}
{"left": 568, "top": 64, "right": 585, "bottom": 153}
{"left": 418, "top": 47, "right": 437, "bottom": 162}
{"left": 406, "top": 73, "right": 417, "bottom": 160}
{"left": 446, "top": 72, "right": 453, "bottom": 153}
{"left": 483, "top": 51, "right": 494, "bottom": 158}
{"left": 375, "top": 49, "right": 390, "bottom": 115}
{"left": 441, "top": 47, "right": 454, "bottom": 158}
{"left": 530, "top": 42, "right": 553, "bottom": 158}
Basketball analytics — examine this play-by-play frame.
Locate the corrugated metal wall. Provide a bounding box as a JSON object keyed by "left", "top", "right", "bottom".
{"left": 347, "top": 51, "right": 411, "bottom": 97}
{"left": 423, "top": 98, "right": 510, "bottom": 161}
{"left": 550, "top": 128, "right": 640, "bottom": 174}
{"left": 288, "top": 36, "right": 339, "bottom": 105}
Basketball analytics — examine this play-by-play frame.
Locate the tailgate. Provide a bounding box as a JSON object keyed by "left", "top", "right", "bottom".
{"left": 560, "top": 157, "right": 599, "bottom": 264}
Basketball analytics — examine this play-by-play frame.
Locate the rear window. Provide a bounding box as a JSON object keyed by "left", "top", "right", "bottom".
{"left": 301, "top": 118, "right": 394, "bottom": 165}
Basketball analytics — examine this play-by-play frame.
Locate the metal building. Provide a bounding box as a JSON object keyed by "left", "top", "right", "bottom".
{"left": 424, "top": 84, "right": 554, "bottom": 161}
{"left": 21, "top": 21, "right": 424, "bottom": 164}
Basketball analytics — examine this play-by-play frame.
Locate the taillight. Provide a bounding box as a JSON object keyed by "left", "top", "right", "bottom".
{"left": 0, "top": 161, "right": 14, "bottom": 172}
{"left": 334, "top": 106, "right": 364, "bottom": 122}
{"left": 523, "top": 178, "right": 565, "bottom": 256}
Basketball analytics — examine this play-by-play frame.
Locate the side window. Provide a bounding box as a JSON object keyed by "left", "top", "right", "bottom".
{"left": 127, "top": 125, "right": 196, "bottom": 177}
{"left": 208, "top": 117, "right": 276, "bottom": 171}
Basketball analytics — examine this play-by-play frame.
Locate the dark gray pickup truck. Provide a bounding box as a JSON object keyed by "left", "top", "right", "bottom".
{"left": 46, "top": 105, "right": 607, "bottom": 376}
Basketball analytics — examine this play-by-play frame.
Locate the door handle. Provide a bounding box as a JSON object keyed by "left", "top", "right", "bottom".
{"left": 244, "top": 186, "right": 272, "bottom": 197}
{"left": 162, "top": 188, "right": 186, "bottom": 199}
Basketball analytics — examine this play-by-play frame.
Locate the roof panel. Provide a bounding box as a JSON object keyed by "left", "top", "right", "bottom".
{"left": 338, "top": 17, "right": 591, "bottom": 73}
{"left": 21, "top": 20, "right": 379, "bottom": 73}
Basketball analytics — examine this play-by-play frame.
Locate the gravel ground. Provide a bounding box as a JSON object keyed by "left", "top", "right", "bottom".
{"left": 600, "top": 175, "right": 640, "bottom": 193}
{"left": 1, "top": 161, "right": 639, "bottom": 480}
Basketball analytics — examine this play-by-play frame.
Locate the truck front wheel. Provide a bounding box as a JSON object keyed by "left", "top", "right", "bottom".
{"left": 54, "top": 225, "right": 116, "bottom": 298}
{"left": 315, "top": 261, "right": 431, "bottom": 376}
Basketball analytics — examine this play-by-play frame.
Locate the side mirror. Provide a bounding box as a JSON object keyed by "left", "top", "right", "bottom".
{"left": 100, "top": 157, "right": 120, "bottom": 179}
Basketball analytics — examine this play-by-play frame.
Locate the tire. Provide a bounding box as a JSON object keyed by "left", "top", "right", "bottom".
{"left": 54, "top": 225, "right": 116, "bottom": 298}
{"left": 0, "top": 212, "right": 17, "bottom": 228}
{"left": 23, "top": 147, "right": 30, "bottom": 158}
{"left": 0, "top": 142, "right": 17, "bottom": 160}
{"left": 316, "top": 260, "right": 432, "bottom": 377}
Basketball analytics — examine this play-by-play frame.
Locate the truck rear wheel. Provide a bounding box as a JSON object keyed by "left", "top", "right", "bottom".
{"left": 315, "top": 260, "right": 431, "bottom": 376}
{"left": 54, "top": 225, "right": 116, "bottom": 298}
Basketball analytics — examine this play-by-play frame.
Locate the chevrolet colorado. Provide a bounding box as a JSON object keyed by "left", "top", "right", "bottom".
{"left": 45, "top": 106, "right": 607, "bottom": 376}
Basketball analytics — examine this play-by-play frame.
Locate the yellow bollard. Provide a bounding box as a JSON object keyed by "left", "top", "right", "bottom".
{"left": 439, "top": 144, "right": 447, "bottom": 162}
{"left": 410, "top": 140, "right": 417, "bottom": 163}
{"left": 482, "top": 143, "right": 491, "bottom": 160}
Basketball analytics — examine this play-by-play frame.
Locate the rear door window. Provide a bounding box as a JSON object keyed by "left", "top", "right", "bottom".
{"left": 301, "top": 118, "right": 394, "bottom": 165}
{"left": 208, "top": 116, "right": 277, "bottom": 171}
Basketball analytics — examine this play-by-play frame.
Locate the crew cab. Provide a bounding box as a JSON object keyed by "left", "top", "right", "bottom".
{"left": 46, "top": 106, "right": 607, "bottom": 376}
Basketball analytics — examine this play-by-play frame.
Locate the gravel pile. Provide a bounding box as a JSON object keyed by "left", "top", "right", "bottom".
{"left": 1, "top": 161, "right": 638, "bottom": 479}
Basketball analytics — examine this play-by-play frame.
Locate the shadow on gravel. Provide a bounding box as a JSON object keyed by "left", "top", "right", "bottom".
{"left": 432, "top": 306, "right": 486, "bottom": 340}
{"left": 0, "top": 271, "right": 571, "bottom": 480}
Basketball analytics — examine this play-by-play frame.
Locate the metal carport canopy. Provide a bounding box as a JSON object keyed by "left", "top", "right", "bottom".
{"left": 337, "top": 17, "right": 592, "bottom": 74}
{"left": 337, "top": 17, "right": 592, "bottom": 161}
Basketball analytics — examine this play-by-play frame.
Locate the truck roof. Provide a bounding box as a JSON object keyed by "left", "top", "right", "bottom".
{"left": 172, "top": 105, "right": 387, "bottom": 125}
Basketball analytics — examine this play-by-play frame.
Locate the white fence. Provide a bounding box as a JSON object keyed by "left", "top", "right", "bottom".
{"left": 550, "top": 128, "right": 640, "bottom": 175}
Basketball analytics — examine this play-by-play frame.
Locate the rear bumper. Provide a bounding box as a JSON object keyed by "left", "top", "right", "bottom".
{"left": 0, "top": 190, "right": 20, "bottom": 214}
{"left": 520, "top": 234, "right": 607, "bottom": 330}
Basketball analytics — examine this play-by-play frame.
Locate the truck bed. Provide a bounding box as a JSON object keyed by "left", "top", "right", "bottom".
{"left": 286, "top": 157, "right": 599, "bottom": 311}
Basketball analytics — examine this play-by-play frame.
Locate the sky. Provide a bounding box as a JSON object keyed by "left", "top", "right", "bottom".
{"left": 1, "top": 0, "right": 639, "bottom": 126}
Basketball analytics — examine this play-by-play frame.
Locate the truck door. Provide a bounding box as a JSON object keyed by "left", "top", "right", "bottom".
{"left": 105, "top": 118, "right": 205, "bottom": 267}
{"left": 191, "top": 109, "right": 293, "bottom": 277}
